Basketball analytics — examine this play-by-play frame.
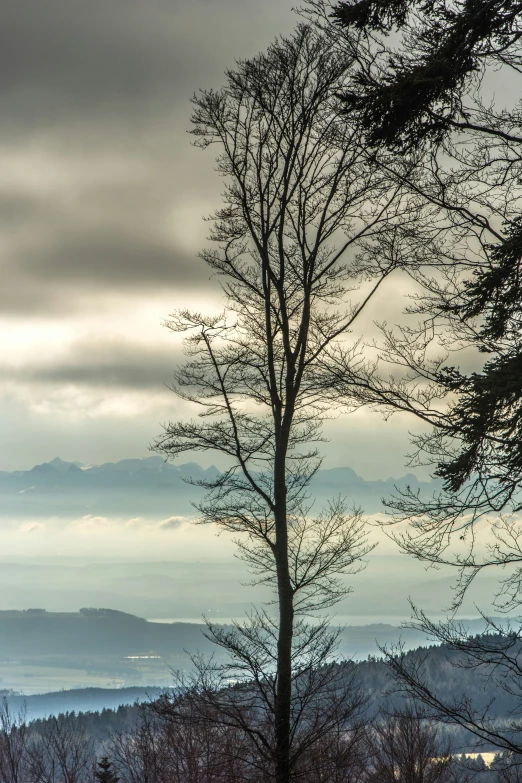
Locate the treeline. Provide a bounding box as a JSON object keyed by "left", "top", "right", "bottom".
{"left": 0, "top": 633, "right": 518, "bottom": 782}
{"left": 0, "top": 695, "right": 516, "bottom": 783}
{"left": 3, "top": 635, "right": 517, "bottom": 739}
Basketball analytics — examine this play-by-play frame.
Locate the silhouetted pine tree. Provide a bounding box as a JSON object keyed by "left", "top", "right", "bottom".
{"left": 94, "top": 757, "right": 119, "bottom": 783}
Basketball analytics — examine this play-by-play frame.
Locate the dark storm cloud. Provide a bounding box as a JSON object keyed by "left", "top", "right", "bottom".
{"left": 0, "top": 192, "right": 47, "bottom": 227}
{"left": 3, "top": 338, "right": 184, "bottom": 390}
{"left": 23, "top": 232, "right": 205, "bottom": 285}
{"left": 0, "top": 166, "right": 217, "bottom": 315}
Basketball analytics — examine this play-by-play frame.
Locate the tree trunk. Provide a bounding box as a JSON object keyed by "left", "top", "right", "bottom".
{"left": 274, "top": 545, "right": 294, "bottom": 782}
{"left": 274, "top": 450, "right": 294, "bottom": 783}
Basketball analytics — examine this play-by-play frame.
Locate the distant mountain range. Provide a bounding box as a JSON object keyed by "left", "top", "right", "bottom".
{"left": 0, "top": 456, "right": 441, "bottom": 518}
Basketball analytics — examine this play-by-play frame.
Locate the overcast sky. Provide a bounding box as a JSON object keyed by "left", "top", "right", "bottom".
{"left": 0, "top": 0, "right": 429, "bottom": 476}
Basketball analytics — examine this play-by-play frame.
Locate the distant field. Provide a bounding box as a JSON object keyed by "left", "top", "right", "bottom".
{"left": 0, "top": 663, "right": 126, "bottom": 694}
{"left": 0, "top": 608, "right": 504, "bottom": 694}
{"left": 0, "top": 654, "right": 174, "bottom": 694}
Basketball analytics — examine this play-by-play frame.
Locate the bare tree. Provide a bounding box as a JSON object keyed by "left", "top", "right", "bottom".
{"left": 0, "top": 699, "right": 28, "bottom": 783}
{"left": 108, "top": 707, "right": 164, "bottom": 783}
{"left": 365, "top": 704, "right": 453, "bottom": 783}
{"left": 379, "top": 614, "right": 522, "bottom": 761}
{"left": 154, "top": 629, "right": 369, "bottom": 781}
{"left": 293, "top": 3, "right": 522, "bottom": 770}
{"left": 294, "top": 719, "right": 369, "bottom": 782}
{"left": 154, "top": 22, "right": 414, "bottom": 783}
{"left": 110, "top": 702, "right": 257, "bottom": 783}
{"left": 288, "top": 4, "right": 522, "bottom": 626}
{"left": 25, "top": 713, "right": 94, "bottom": 783}
{"left": 496, "top": 754, "right": 522, "bottom": 783}
{"left": 159, "top": 706, "right": 255, "bottom": 783}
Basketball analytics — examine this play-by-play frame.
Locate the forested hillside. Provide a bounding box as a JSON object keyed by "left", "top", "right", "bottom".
{"left": 4, "top": 634, "right": 515, "bottom": 730}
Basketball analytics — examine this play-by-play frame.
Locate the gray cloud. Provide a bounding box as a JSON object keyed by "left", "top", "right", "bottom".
{"left": 3, "top": 230, "right": 210, "bottom": 305}
{"left": 3, "top": 338, "right": 184, "bottom": 390}
{"left": 0, "top": 166, "right": 214, "bottom": 314}
{"left": 0, "top": 243, "right": 212, "bottom": 316}
{"left": 0, "top": 192, "right": 49, "bottom": 227}
{"left": 25, "top": 234, "right": 204, "bottom": 287}
{"left": 0, "top": 0, "right": 297, "bottom": 137}
{"left": 0, "top": 0, "right": 297, "bottom": 316}
{"left": 0, "top": 1, "right": 203, "bottom": 132}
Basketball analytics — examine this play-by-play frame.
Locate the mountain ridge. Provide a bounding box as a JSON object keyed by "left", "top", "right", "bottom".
{"left": 0, "top": 456, "right": 441, "bottom": 518}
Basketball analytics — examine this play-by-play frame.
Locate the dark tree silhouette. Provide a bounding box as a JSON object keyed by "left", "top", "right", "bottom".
{"left": 296, "top": 5, "right": 522, "bottom": 766}
{"left": 154, "top": 22, "right": 415, "bottom": 783}
{"left": 323, "top": 1, "right": 522, "bottom": 525}
{"left": 366, "top": 703, "right": 453, "bottom": 783}
{"left": 94, "top": 758, "right": 119, "bottom": 783}
{"left": 320, "top": 0, "right": 522, "bottom": 151}
{"left": 302, "top": 0, "right": 522, "bottom": 607}
{"left": 0, "top": 699, "right": 28, "bottom": 783}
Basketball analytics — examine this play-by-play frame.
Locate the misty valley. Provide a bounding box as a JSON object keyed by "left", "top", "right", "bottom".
{"left": 0, "top": 607, "right": 491, "bottom": 696}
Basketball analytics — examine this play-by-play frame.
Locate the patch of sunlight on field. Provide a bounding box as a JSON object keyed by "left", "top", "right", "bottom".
{"left": 462, "top": 753, "right": 496, "bottom": 767}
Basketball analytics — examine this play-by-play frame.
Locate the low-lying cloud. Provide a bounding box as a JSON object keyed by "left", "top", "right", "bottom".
{"left": 1, "top": 512, "right": 233, "bottom": 561}
{"left": 158, "top": 516, "right": 186, "bottom": 531}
